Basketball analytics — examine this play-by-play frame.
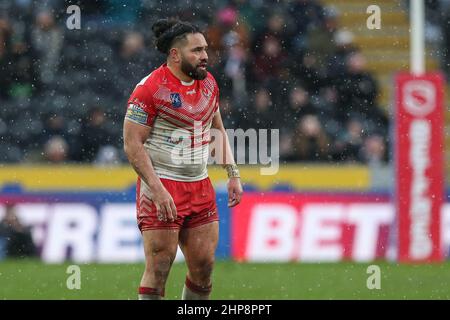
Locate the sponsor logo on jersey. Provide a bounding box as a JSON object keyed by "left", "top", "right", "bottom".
{"left": 202, "top": 88, "right": 212, "bottom": 98}
{"left": 166, "top": 136, "right": 185, "bottom": 145}
{"left": 170, "top": 93, "right": 182, "bottom": 108}
{"left": 125, "top": 103, "right": 148, "bottom": 125}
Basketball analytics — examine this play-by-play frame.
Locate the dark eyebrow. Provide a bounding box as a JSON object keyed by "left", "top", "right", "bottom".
{"left": 192, "top": 46, "right": 208, "bottom": 51}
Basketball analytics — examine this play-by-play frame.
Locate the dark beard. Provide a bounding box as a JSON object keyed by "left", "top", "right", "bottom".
{"left": 181, "top": 59, "right": 207, "bottom": 80}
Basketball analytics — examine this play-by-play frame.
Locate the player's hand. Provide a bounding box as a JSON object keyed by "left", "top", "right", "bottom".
{"left": 227, "top": 177, "right": 243, "bottom": 207}
{"left": 151, "top": 185, "right": 177, "bottom": 222}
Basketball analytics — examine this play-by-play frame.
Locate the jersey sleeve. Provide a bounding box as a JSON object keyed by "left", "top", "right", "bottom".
{"left": 125, "top": 84, "right": 157, "bottom": 127}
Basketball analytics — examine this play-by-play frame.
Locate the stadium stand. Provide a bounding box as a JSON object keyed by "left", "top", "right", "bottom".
{"left": 1, "top": 0, "right": 446, "bottom": 167}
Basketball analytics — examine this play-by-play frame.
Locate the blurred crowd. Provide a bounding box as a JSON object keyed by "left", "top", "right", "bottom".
{"left": 0, "top": 205, "right": 36, "bottom": 259}
{"left": 3, "top": 0, "right": 446, "bottom": 166}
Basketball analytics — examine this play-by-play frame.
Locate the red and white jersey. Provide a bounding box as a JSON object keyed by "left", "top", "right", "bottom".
{"left": 125, "top": 63, "right": 219, "bottom": 182}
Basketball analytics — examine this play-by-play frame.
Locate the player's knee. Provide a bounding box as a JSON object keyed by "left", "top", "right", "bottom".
{"left": 192, "top": 257, "right": 215, "bottom": 278}
{"left": 145, "top": 252, "right": 174, "bottom": 278}
{"left": 154, "top": 260, "right": 172, "bottom": 279}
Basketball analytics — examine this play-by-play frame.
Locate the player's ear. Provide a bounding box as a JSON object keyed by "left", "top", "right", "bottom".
{"left": 169, "top": 47, "right": 181, "bottom": 63}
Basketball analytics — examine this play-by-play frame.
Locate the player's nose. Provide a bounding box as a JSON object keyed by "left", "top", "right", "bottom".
{"left": 200, "top": 50, "right": 208, "bottom": 61}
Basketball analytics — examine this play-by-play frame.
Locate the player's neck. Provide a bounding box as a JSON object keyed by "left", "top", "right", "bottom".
{"left": 167, "top": 62, "right": 193, "bottom": 83}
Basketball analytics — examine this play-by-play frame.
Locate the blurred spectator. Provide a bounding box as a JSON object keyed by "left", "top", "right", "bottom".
{"left": 232, "top": 0, "right": 266, "bottom": 36}
{"left": 327, "top": 29, "right": 358, "bottom": 80}
{"left": 206, "top": 6, "right": 250, "bottom": 53}
{"left": 9, "top": 47, "right": 36, "bottom": 99}
{"left": 290, "top": 0, "right": 326, "bottom": 52}
{"left": 332, "top": 118, "right": 365, "bottom": 162}
{"left": 424, "top": 0, "right": 443, "bottom": 44}
{"left": 218, "top": 97, "right": 238, "bottom": 128}
{"left": 121, "top": 31, "right": 145, "bottom": 58}
{"left": 361, "top": 135, "right": 387, "bottom": 166}
{"left": 115, "top": 31, "right": 154, "bottom": 99}
{"left": 306, "top": 5, "right": 339, "bottom": 73}
{"left": 284, "top": 85, "right": 317, "bottom": 131}
{"left": 42, "top": 114, "right": 66, "bottom": 141}
{"left": 252, "top": 35, "right": 288, "bottom": 83}
{"left": 256, "top": 10, "right": 295, "bottom": 48}
{"left": 244, "top": 87, "right": 276, "bottom": 129}
{"left": 0, "top": 18, "right": 13, "bottom": 99}
{"left": 335, "top": 50, "right": 388, "bottom": 131}
{"left": 222, "top": 31, "right": 249, "bottom": 103}
{"left": 31, "top": 10, "right": 62, "bottom": 85}
{"left": 292, "top": 51, "right": 325, "bottom": 95}
{"left": 0, "top": 205, "right": 37, "bottom": 259}
{"left": 77, "top": 107, "right": 111, "bottom": 162}
{"left": 288, "top": 114, "right": 331, "bottom": 161}
{"left": 43, "top": 135, "right": 69, "bottom": 163}
{"left": 95, "top": 145, "right": 120, "bottom": 166}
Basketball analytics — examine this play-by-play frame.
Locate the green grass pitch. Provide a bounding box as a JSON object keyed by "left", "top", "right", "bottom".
{"left": 1, "top": 259, "right": 449, "bottom": 299}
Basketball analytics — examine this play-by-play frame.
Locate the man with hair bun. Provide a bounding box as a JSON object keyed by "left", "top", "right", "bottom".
{"left": 123, "top": 19, "right": 242, "bottom": 300}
